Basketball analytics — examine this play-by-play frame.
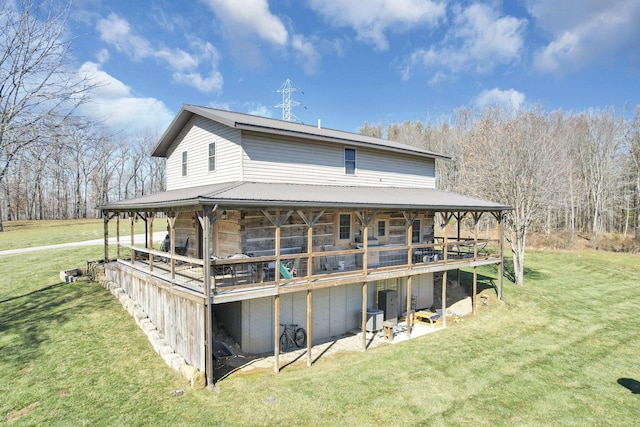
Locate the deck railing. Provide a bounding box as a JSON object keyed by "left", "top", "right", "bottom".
{"left": 120, "top": 238, "right": 499, "bottom": 295}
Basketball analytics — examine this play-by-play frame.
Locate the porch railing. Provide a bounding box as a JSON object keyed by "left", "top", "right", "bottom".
{"left": 120, "top": 238, "right": 499, "bottom": 295}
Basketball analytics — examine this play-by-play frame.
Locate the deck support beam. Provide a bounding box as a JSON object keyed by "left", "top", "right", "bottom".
{"left": 306, "top": 290, "right": 313, "bottom": 367}
{"left": 197, "top": 205, "right": 219, "bottom": 390}
{"left": 274, "top": 294, "right": 281, "bottom": 373}
{"left": 361, "top": 281, "right": 367, "bottom": 351}
{"left": 406, "top": 275, "right": 413, "bottom": 337}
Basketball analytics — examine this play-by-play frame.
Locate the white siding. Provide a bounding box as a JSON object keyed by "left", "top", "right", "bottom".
{"left": 399, "top": 274, "right": 434, "bottom": 314}
{"left": 238, "top": 283, "right": 365, "bottom": 353}
{"left": 165, "top": 116, "right": 243, "bottom": 190}
{"left": 242, "top": 133, "right": 436, "bottom": 189}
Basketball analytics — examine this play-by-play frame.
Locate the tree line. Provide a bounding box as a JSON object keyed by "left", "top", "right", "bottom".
{"left": 362, "top": 106, "right": 640, "bottom": 285}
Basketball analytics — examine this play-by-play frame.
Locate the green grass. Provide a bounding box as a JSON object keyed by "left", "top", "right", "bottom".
{"left": 0, "top": 219, "right": 156, "bottom": 250}
{"left": 1, "top": 221, "right": 640, "bottom": 425}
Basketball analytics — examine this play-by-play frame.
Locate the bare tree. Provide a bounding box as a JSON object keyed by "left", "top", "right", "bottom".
{"left": 465, "top": 107, "right": 563, "bottom": 285}
{"left": 0, "top": 0, "right": 92, "bottom": 231}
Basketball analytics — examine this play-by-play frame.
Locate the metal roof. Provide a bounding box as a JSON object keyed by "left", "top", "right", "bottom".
{"left": 101, "top": 182, "right": 511, "bottom": 212}
{"left": 151, "top": 104, "right": 450, "bottom": 161}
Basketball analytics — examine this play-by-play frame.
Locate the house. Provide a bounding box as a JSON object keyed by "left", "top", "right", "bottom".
{"left": 99, "top": 104, "right": 510, "bottom": 387}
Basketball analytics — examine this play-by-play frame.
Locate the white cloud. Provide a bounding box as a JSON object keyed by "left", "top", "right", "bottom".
{"left": 292, "top": 34, "right": 321, "bottom": 75}
{"left": 402, "top": 3, "right": 526, "bottom": 82}
{"left": 529, "top": 0, "right": 640, "bottom": 73}
{"left": 474, "top": 88, "right": 525, "bottom": 109}
{"left": 202, "top": 0, "right": 288, "bottom": 46}
{"left": 95, "top": 13, "right": 223, "bottom": 93}
{"left": 77, "top": 61, "right": 174, "bottom": 134}
{"left": 246, "top": 104, "right": 273, "bottom": 118}
{"left": 308, "top": 0, "right": 446, "bottom": 50}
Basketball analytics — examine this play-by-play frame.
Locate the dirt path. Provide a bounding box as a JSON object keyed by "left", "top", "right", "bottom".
{"left": 0, "top": 232, "right": 166, "bottom": 256}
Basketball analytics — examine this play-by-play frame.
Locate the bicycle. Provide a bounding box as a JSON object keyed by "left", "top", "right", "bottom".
{"left": 279, "top": 323, "right": 306, "bottom": 352}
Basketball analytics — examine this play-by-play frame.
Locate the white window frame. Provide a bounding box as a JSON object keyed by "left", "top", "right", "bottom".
{"left": 208, "top": 142, "right": 216, "bottom": 172}
{"left": 337, "top": 212, "right": 352, "bottom": 241}
{"left": 344, "top": 147, "right": 356, "bottom": 175}
{"left": 181, "top": 151, "right": 188, "bottom": 177}
{"left": 375, "top": 218, "right": 389, "bottom": 239}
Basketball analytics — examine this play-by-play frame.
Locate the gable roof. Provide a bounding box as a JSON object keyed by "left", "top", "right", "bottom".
{"left": 101, "top": 181, "right": 510, "bottom": 212}
{"left": 151, "top": 104, "right": 450, "bottom": 161}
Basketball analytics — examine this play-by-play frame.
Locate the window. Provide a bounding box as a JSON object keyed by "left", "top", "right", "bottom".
{"left": 181, "top": 151, "right": 188, "bottom": 177}
{"left": 376, "top": 219, "right": 387, "bottom": 238}
{"left": 208, "top": 142, "right": 216, "bottom": 172}
{"left": 344, "top": 148, "right": 356, "bottom": 175}
{"left": 412, "top": 219, "right": 421, "bottom": 243}
{"left": 339, "top": 213, "right": 351, "bottom": 240}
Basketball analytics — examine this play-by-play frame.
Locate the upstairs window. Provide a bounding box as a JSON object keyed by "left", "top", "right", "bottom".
{"left": 208, "top": 142, "right": 216, "bottom": 172}
{"left": 339, "top": 213, "right": 352, "bottom": 240}
{"left": 181, "top": 151, "right": 188, "bottom": 177}
{"left": 344, "top": 148, "right": 356, "bottom": 175}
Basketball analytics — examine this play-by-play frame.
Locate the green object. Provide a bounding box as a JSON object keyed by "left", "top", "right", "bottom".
{"left": 279, "top": 261, "right": 292, "bottom": 279}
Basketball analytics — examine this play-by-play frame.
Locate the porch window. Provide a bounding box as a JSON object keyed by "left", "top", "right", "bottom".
{"left": 376, "top": 219, "right": 387, "bottom": 238}
{"left": 181, "top": 151, "right": 188, "bottom": 177}
{"left": 208, "top": 142, "right": 216, "bottom": 172}
{"left": 344, "top": 148, "right": 356, "bottom": 175}
{"left": 339, "top": 213, "right": 351, "bottom": 240}
{"left": 412, "top": 219, "right": 421, "bottom": 243}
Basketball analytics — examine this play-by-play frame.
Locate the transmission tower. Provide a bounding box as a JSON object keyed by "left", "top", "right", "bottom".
{"left": 275, "top": 79, "right": 304, "bottom": 122}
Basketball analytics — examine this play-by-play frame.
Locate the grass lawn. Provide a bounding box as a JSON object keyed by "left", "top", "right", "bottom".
{"left": 1, "top": 221, "right": 639, "bottom": 425}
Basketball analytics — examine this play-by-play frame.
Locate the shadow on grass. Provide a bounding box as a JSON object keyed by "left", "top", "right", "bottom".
{"left": 0, "top": 281, "right": 74, "bottom": 367}
{"left": 618, "top": 378, "right": 640, "bottom": 394}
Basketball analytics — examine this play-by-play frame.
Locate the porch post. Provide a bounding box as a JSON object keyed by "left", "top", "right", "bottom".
{"left": 103, "top": 212, "right": 109, "bottom": 263}
{"left": 168, "top": 215, "right": 176, "bottom": 280}
{"left": 116, "top": 213, "right": 121, "bottom": 260}
{"left": 274, "top": 294, "right": 281, "bottom": 373}
{"left": 148, "top": 213, "right": 154, "bottom": 272}
{"left": 361, "top": 281, "right": 367, "bottom": 351}
{"left": 201, "top": 209, "right": 213, "bottom": 388}
{"left": 473, "top": 213, "right": 481, "bottom": 315}
{"left": 307, "top": 290, "right": 312, "bottom": 367}
{"left": 130, "top": 213, "right": 135, "bottom": 263}
{"left": 498, "top": 212, "right": 504, "bottom": 300}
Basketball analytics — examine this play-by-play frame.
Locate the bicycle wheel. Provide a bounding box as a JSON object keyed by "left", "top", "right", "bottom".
{"left": 279, "top": 331, "right": 289, "bottom": 352}
{"left": 294, "top": 328, "right": 306, "bottom": 348}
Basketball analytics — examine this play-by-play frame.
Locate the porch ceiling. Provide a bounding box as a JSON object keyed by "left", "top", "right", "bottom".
{"left": 100, "top": 181, "right": 511, "bottom": 213}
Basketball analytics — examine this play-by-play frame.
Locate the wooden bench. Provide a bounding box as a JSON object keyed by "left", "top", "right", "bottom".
{"left": 413, "top": 310, "right": 440, "bottom": 326}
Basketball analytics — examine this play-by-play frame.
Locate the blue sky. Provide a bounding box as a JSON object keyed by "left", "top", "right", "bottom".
{"left": 66, "top": 0, "right": 640, "bottom": 136}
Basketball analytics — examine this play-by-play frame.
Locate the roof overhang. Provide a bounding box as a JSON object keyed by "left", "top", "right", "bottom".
{"left": 100, "top": 182, "right": 512, "bottom": 213}
{"left": 151, "top": 104, "right": 451, "bottom": 162}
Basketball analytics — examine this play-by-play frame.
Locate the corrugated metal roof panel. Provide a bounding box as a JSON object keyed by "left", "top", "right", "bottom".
{"left": 101, "top": 182, "right": 511, "bottom": 212}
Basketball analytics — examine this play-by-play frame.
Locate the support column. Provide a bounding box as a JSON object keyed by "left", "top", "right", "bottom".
{"left": 442, "top": 269, "right": 447, "bottom": 328}
{"left": 274, "top": 294, "right": 281, "bottom": 373}
{"left": 198, "top": 206, "right": 220, "bottom": 390}
{"left": 306, "top": 290, "right": 313, "bottom": 367}
{"left": 103, "top": 213, "right": 109, "bottom": 263}
{"left": 130, "top": 213, "right": 135, "bottom": 263}
{"left": 361, "top": 282, "right": 367, "bottom": 351}
{"left": 168, "top": 215, "right": 176, "bottom": 280}
{"left": 148, "top": 213, "right": 154, "bottom": 272}
{"left": 406, "top": 275, "right": 413, "bottom": 337}
{"left": 116, "top": 213, "right": 121, "bottom": 260}
{"left": 498, "top": 212, "right": 505, "bottom": 300}
{"left": 473, "top": 212, "right": 481, "bottom": 316}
